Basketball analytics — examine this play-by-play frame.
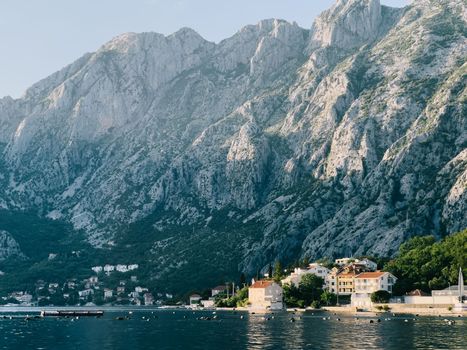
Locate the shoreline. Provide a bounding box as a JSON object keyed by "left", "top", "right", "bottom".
{"left": 322, "top": 306, "right": 467, "bottom": 317}
{"left": 1, "top": 304, "right": 465, "bottom": 317}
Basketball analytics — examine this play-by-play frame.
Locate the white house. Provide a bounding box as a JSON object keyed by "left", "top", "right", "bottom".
{"left": 88, "top": 276, "right": 99, "bottom": 285}
{"left": 201, "top": 299, "right": 215, "bottom": 308}
{"left": 335, "top": 258, "right": 354, "bottom": 266}
{"left": 128, "top": 264, "right": 139, "bottom": 271}
{"left": 354, "top": 271, "right": 397, "bottom": 294}
{"left": 116, "top": 265, "right": 129, "bottom": 273}
{"left": 104, "top": 289, "right": 114, "bottom": 299}
{"left": 357, "top": 258, "right": 378, "bottom": 271}
{"left": 91, "top": 266, "right": 103, "bottom": 274}
{"left": 78, "top": 289, "right": 94, "bottom": 298}
{"left": 129, "top": 291, "right": 140, "bottom": 298}
{"left": 282, "top": 263, "right": 330, "bottom": 287}
{"left": 189, "top": 294, "right": 202, "bottom": 306}
{"left": 135, "top": 286, "right": 148, "bottom": 293}
{"left": 248, "top": 280, "right": 283, "bottom": 310}
{"left": 104, "top": 265, "right": 115, "bottom": 274}
{"left": 144, "top": 293, "right": 154, "bottom": 305}
{"left": 335, "top": 258, "right": 377, "bottom": 271}
{"left": 211, "top": 285, "right": 227, "bottom": 297}
{"left": 351, "top": 271, "right": 397, "bottom": 308}
{"left": 13, "top": 292, "right": 33, "bottom": 304}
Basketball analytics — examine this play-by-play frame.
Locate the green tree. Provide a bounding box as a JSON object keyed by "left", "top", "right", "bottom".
{"left": 268, "top": 264, "right": 273, "bottom": 279}
{"left": 273, "top": 261, "right": 284, "bottom": 283}
{"left": 283, "top": 283, "right": 302, "bottom": 308}
{"left": 300, "top": 257, "right": 310, "bottom": 268}
{"left": 320, "top": 290, "right": 337, "bottom": 306}
{"left": 371, "top": 290, "right": 391, "bottom": 303}
{"left": 298, "top": 274, "right": 324, "bottom": 307}
{"left": 239, "top": 273, "right": 247, "bottom": 287}
{"left": 384, "top": 230, "right": 466, "bottom": 295}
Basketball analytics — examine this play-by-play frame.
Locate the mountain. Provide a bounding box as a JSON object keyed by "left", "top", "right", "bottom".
{"left": 0, "top": 0, "right": 465, "bottom": 292}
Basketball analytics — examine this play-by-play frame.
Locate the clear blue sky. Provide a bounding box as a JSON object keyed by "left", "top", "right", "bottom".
{"left": 0, "top": 0, "right": 409, "bottom": 98}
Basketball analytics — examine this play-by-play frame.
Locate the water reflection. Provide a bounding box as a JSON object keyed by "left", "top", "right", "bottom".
{"left": 0, "top": 310, "right": 465, "bottom": 350}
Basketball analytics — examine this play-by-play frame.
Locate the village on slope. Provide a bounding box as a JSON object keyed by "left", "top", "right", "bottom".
{"left": 3, "top": 231, "right": 466, "bottom": 314}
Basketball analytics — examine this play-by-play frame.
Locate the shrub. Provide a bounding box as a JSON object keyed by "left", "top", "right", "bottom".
{"left": 310, "top": 300, "right": 321, "bottom": 309}
{"left": 371, "top": 290, "right": 391, "bottom": 303}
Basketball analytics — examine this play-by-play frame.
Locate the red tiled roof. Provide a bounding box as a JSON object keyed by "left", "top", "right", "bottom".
{"left": 355, "top": 271, "right": 387, "bottom": 279}
{"left": 250, "top": 280, "right": 275, "bottom": 289}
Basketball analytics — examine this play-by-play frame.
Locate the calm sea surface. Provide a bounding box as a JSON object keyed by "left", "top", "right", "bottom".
{"left": 0, "top": 307, "right": 465, "bottom": 350}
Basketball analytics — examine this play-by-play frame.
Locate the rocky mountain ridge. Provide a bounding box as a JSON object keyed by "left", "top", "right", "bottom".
{"left": 0, "top": 0, "right": 465, "bottom": 289}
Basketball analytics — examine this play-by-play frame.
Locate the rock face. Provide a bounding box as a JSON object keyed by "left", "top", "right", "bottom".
{"left": 0, "top": 0, "right": 465, "bottom": 287}
{"left": 0, "top": 231, "right": 24, "bottom": 262}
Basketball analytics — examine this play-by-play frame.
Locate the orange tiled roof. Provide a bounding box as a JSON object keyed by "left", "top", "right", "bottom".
{"left": 337, "top": 272, "right": 357, "bottom": 278}
{"left": 355, "top": 271, "right": 387, "bottom": 279}
{"left": 250, "top": 280, "right": 275, "bottom": 289}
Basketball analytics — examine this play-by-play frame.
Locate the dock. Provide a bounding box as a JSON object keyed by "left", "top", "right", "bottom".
{"left": 40, "top": 310, "right": 104, "bottom": 317}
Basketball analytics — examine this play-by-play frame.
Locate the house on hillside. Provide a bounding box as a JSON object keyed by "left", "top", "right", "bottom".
{"left": 248, "top": 280, "right": 283, "bottom": 310}
{"left": 144, "top": 293, "right": 154, "bottom": 305}
{"left": 351, "top": 271, "right": 397, "bottom": 308}
{"left": 326, "top": 270, "right": 358, "bottom": 295}
{"left": 189, "top": 294, "right": 202, "bottom": 306}
{"left": 211, "top": 285, "right": 227, "bottom": 297}
{"left": 104, "top": 289, "right": 114, "bottom": 299}
{"left": 78, "top": 289, "right": 94, "bottom": 299}
{"left": 282, "top": 263, "right": 330, "bottom": 287}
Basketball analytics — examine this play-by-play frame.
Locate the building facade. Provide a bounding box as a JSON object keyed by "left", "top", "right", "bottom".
{"left": 248, "top": 281, "right": 283, "bottom": 310}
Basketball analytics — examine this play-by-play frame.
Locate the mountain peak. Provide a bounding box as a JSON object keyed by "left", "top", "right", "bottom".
{"left": 310, "top": 0, "right": 382, "bottom": 50}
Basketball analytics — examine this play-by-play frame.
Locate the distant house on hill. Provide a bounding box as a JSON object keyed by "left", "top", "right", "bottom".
{"left": 211, "top": 285, "right": 227, "bottom": 297}
{"left": 189, "top": 294, "right": 202, "bottom": 306}
{"left": 248, "top": 280, "right": 283, "bottom": 310}
{"left": 144, "top": 293, "right": 154, "bottom": 305}
{"left": 282, "top": 263, "right": 330, "bottom": 287}
{"left": 104, "top": 289, "right": 114, "bottom": 299}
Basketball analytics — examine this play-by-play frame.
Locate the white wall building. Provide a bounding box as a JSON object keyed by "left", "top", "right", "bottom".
{"left": 189, "top": 294, "right": 202, "bottom": 306}
{"left": 282, "top": 263, "right": 330, "bottom": 287}
{"left": 78, "top": 289, "right": 94, "bottom": 298}
{"left": 248, "top": 281, "right": 283, "bottom": 310}
{"left": 116, "top": 265, "right": 128, "bottom": 273}
{"left": 91, "top": 266, "right": 103, "bottom": 274}
{"left": 335, "top": 258, "right": 353, "bottom": 266}
{"left": 404, "top": 285, "right": 467, "bottom": 305}
{"left": 351, "top": 271, "right": 397, "bottom": 308}
{"left": 361, "top": 259, "right": 378, "bottom": 271}
{"left": 128, "top": 264, "right": 139, "bottom": 271}
{"left": 211, "top": 285, "right": 227, "bottom": 297}
{"left": 354, "top": 271, "right": 397, "bottom": 294}
{"left": 104, "top": 265, "right": 115, "bottom": 274}
{"left": 104, "top": 289, "right": 114, "bottom": 299}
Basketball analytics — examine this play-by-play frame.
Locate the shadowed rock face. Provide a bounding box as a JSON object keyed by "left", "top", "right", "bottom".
{"left": 0, "top": 0, "right": 465, "bottom": 284}
{"left": 0, "top": 231, "right": 24, "bottom": 262}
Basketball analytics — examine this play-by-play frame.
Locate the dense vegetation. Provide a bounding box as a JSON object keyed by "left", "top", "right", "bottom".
{"left": 282, "top": 275, "right": 336, "bottom": 308}
{"left": 384, "top": 229, "right": 466, "bottom": 295}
